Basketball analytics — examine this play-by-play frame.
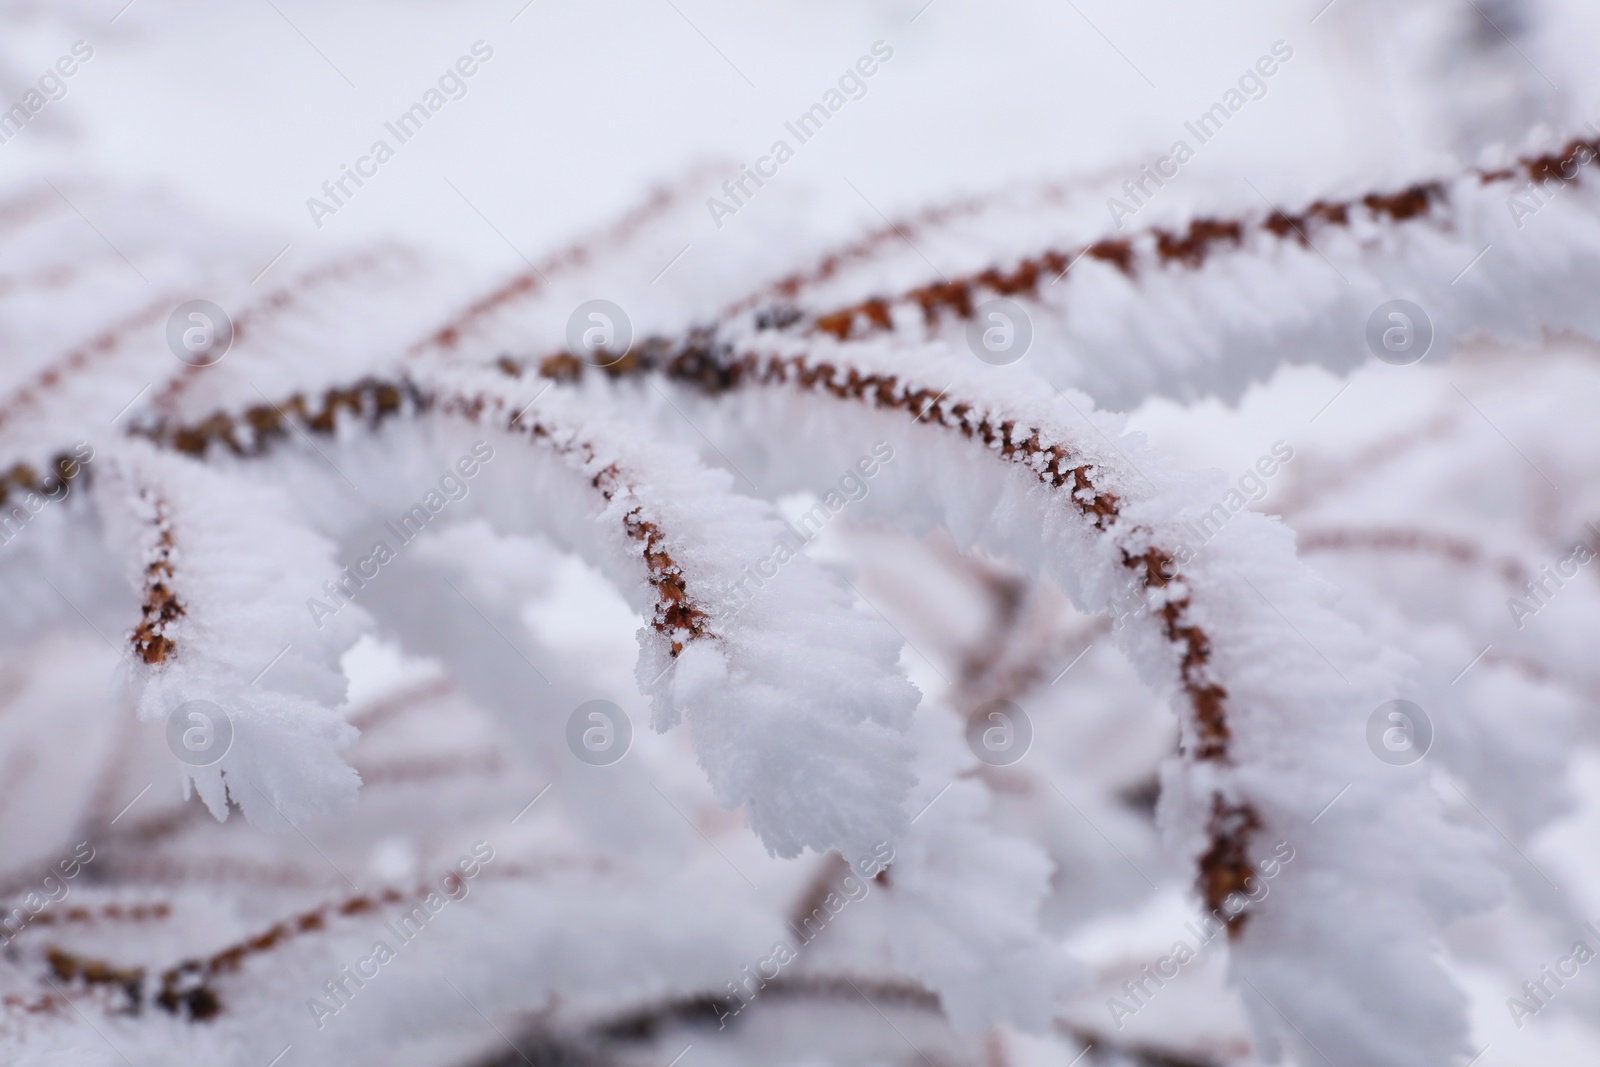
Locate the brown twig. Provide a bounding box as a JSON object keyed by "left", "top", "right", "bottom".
{"left": 586, "top": 974, "right": 1236, "bottom": 1067}
{"left": 553, "top": 344, "right": 1260, "bottom": 927}
{"left": 130, "top": 490, "right": 180, "bottom": 666}
{"left": 140, "top": 376, "right": 718, "bottom": 660}
{"left": 1296, "top": 525, "right": 1529, "bottom": 585}
{"left": 149, "top": 246, "right": 413, "bottom": 415}
{"left": 0, "top": 300, "right": 169, "bottom": 436}
{"left": 417, "top": 167, "right": 718, "bottom": 355}
{"left": 750, "top": 136, "right": 1598, "bottom": 346}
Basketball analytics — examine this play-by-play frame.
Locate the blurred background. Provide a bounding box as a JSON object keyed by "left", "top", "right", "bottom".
{"left": 2, "top": 1, "right": 1600, "bottom": 1065}
{"left": 0, "top": 0, "right": 1591, "bottom": 267}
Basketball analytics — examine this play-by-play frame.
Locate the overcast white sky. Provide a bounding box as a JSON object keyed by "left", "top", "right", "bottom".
{"left": 9, "top": 0, "right": 1582, "bottom": 274}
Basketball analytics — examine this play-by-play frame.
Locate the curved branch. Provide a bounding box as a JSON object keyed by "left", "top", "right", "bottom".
{"left": 685, "top": 133, "right": 1600, "bottom": 408}
{"left": 138, "top": 366, "right": 918, "bottom": 863}
{"left": 100, "top": 443, "right": 363, "bottom": 826}
{"left": 416, "top": 164, "right": 724, "bottom": 356}
{"left": 147, "top": 246, "right": 417, "bottom": 417}
{"left": 507, "top": 334, "right": 1492, "bottom": 1065}
{"left": 585, "top": 973, "right": 1237, "bottom": 1067}
{"left": 0, "top": 299, "right": 169, "bottom": 437}
{"left": 780, "top": 140, "right": 1591, "bottom": 336}
{"left": 658, "top": 342, "right": 1248, "bottom": 905}
{"left": 1296, "top": 524, "right": 1530, "bottom": 585}
{"left": 126, "top": 484, "right": 180, "bottom": 666}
